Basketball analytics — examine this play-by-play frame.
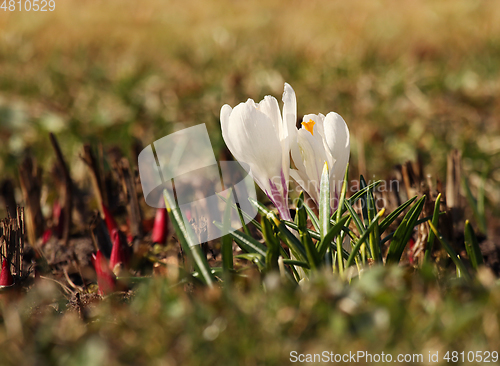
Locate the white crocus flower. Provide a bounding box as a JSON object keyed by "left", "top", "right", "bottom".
{"left": 220, "top": 84, "right": 297, "bottom": 220}
{"left": 290, "top": 101, "right": 350, "bottom": 208}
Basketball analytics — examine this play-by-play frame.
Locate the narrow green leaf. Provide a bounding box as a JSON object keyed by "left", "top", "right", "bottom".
{"left": 424, "top": 193, "right": 441, "bottom": 264}
{"left": 478, "top": 171, "right": 486, "bottom": 232}
{"left": 213, "top": 221, "right": 266, "bottom": 257}
{"left": 346, "top": 209, "right": 386, "bottom": 268}
{"left": 276, "top": 223, "right": 308, "bottom": 263}
{"left": 262, "top": 215, "right": 280, "bottom": 272}
{"left": 344, "top": 199, "right": 366, "bottom": 234}
{"left": 217, "top": 192, "right": 262, "bottom": 232}
{"left": 297, "top": 192, "right": 321, "bottom": 269}
{"left": 463, "top": 177, "right": 487, "bottom": 233}
{"left": 318, "top": 214, "right": 351, "bottom": 259}
{"left": 362, "top": 176, "right": 381, "bottom": 261}
{"left": 381, "top": 212, "right": 443, "bottom": 247}
{"left": 236, "top": 203, "right": 251, "bottom": 236}
{"left": 348, "top": 180, "right": 382, "bottom": 205}
{"left": 283, "top": 220, "right": 351, "bottom": 260}
{"left": 335, "top": 164, "right": 349, "bottom": 276}
{"left": 282, "top": 259, "right": 311, "bottom": 269}
{"left": 359, "top": 176, "right": 370, "bottom": 227}
{"left": 221, "top": 189, "right": 234, "bottom": 273}
{"left": 235, "top": 253, "right": 265, "bottom": 270}
{"left": 379, "top": 196, "right": 417, "bottom": 233}
{"left": 249, "top": 197, "right": 307, "bottom": 262}
{"left": 464, "top": 220, "right": 484, "bottom": 270}
{"left": 302, "top": 199, "right": 320, "bottom": 232}
{"left": 163, "top": 189, "right": 214, "bottom": 287}
{"left": 319, "top": 162, "right": 331, "bottom": 240}
{"left": 428, "top": 222, "right": 471, "bottom": 280}
{"left": 386, "top": 196, "right": 426, "bottom": 264}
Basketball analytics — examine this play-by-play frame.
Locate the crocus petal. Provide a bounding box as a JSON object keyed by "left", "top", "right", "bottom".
{"left": 220, "top": 104, "right": 234, "bottom": 152}
{"left": 323, "top": 112, "right": 350, "bottom": 194}
{"left": 224, "top": 101, "right": 283, "bottom": 195}
{"left": 257, "top": 95, "right": 282, "bottom": 139}
{"left": 282, "top": 83, "right": 297, "bottom": 142}
{"left": 282, "top": 83, "right": 297, "bottom": 184}
{"left": 152, "top": 208, "right": 169, "bottom": 244}
{"left": 109, "top": 229, "right": 130, "bottom": 273}
{"left": 102, "top": 205, "right": 118, "bottom": 235}
{"left": 92, "top": 251, "right": 116, "bottom": 295}
{"left": 295, "top": 129, "right": 329, "bottom": 200}
{"left": 0, "top": 259, "right": 13, "bottom": 287}
{"left": 290, "top": 169, "right": 318, "bottom": 204}
{"left": 220, "top": 83, "right": 301, "bottom": 220}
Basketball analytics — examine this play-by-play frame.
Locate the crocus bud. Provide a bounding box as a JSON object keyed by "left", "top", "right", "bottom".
{"left": 102, "top": 204, "right": 118, "bottom": 235}
{"left": 109, "top": 229, "right": 130, "bottom": 274}
{"left": 152, "top": 208, "right": 169, "bottom": 244}
{"left": 42, "top": 228, "right": 53, "bottom": 246}
{"left": 0, "top": 259, "right": 14, "bottom": 287}
{"left": 53, "top": 201, "right": 64, "bottom": 238}
{"left": 408, "top": 237, "right": 416, "bottom": 265}
{"left": 91, "top": 250, "right": 116, "bottom": 295}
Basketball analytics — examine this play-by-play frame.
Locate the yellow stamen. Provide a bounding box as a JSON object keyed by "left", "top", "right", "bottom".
{"left": 301, "top": 119, "right": 315, "bottom": 135}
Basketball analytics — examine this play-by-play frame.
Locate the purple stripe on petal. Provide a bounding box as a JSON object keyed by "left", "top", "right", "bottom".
{"left": 280, "top": 169, "right": 288, "bottom": 199}
{"left": 268, "top": 179, "right": 291, "bottom": 221}
{"left": 265, "top": 189, "right": 279, "bottom": 209}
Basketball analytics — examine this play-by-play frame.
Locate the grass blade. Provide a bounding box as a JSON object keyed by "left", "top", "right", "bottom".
{"left": 262, "top": 215, "right": 280, "bottom": 272}
{"left": 217, "top": 192, "right": 262, "bottom": 232}
{"left": 428, "top": 222, "right": 471, "bottom": 280}
{"left": 463, "top": 176, "right": 487, "bottom": 234}
{"left": 318, "top": 214, "right": 351, "bottom": 259}
{"left": 347, "top": 180, "right": 382, "bottom": 205}
{"left": 221, "top": 189, "right": 234, "bottom": 273}
{"left": 302, "top": 199, "right": 320, "bottom": 232}
{"left": 379, "top": 196, "right": 417, "bottom": 233}
{"left": 424, "top": 193, "right": 441, "bottom": 264}
{"left": 249, "top": 198, "right": 307, "bottom": 262}
{"left": 335, "top": 164, "right": 349, "bottom": 276}
{"left": 464, "top": 220, "right": 484, "bottom": 270}
{"left": 213, "top": 221, "right": 266, "bottom": 257}
{"left": 346, "top": 209, "right": 385, "bottom": 268}
{"left": 386, "top": 195, "right": 426, "bottom": 264}
{"left": 319, "top": 162, "right": 331, "bottom": 240}
{"left": 282, "top": 259, "right": 311, "bottom": 269}
{"left": 163, "top": 189, "right": 214, "bottom": 287}
{"left": 234, "top": 253, "right": 265, "bottom": 270}
{"left": 344, "top": 199, "right": 366, "bottom": 234}
{"left": 297, "top": 191, "right": 321, "bottom": 269}
{"left": 365, "top": 179, "right": 381, "bottom": 261}
{"left": 359, "top": 176, "right": 370, "bottom": 227}
{"left": 283, "top": 220, "right": 351, "bottom": 260}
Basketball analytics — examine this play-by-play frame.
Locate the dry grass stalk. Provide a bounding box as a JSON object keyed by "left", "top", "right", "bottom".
{"left": 49, "top": 133, "right": 73, "bottom": 245}
{"left": 114, "top": 158, "right": 144, "bottom": 240}
{"left": 0, "top": 206, "right": 24, "bottom": 280}
{"left": 81, "top": 144, "right": 107, "bottom": 217}
{"left": 18, "top": 156, "right": 44, "bottom": 246}
{"left": 446, "top": 149, "right": 464, "bottom": 242}
{"left": 0, "top": 179, "right": 17, "bottom": 219}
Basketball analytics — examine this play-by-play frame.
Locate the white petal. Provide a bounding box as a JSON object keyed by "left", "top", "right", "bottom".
{"left": 225, "top": 102, "right": 283, "bottom": 194}
{"left": 257, "top": 95, "right": 282, "bottom": 139}
{"left": 323, "top": 112, "right": 350, "bottom": 193}
{"left": 295, "top": 129, "right": 328, "bottom": 198}
{"left": 220, "top": 104, "right": 234, "bottom": 151}
{"left": 290, "top": 169, "right": 319, "bottom": 204}
{"left": 282, "top": 83, "right": 297, "bottom": 143}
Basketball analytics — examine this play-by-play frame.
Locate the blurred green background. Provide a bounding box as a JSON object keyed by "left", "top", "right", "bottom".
{"left": 1, "top": 0, "right": 499, "bottom": 201}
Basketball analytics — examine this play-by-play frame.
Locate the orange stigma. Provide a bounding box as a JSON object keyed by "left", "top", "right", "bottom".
{"left": 301, "top": 119, "right": 315, "bottom": 135}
